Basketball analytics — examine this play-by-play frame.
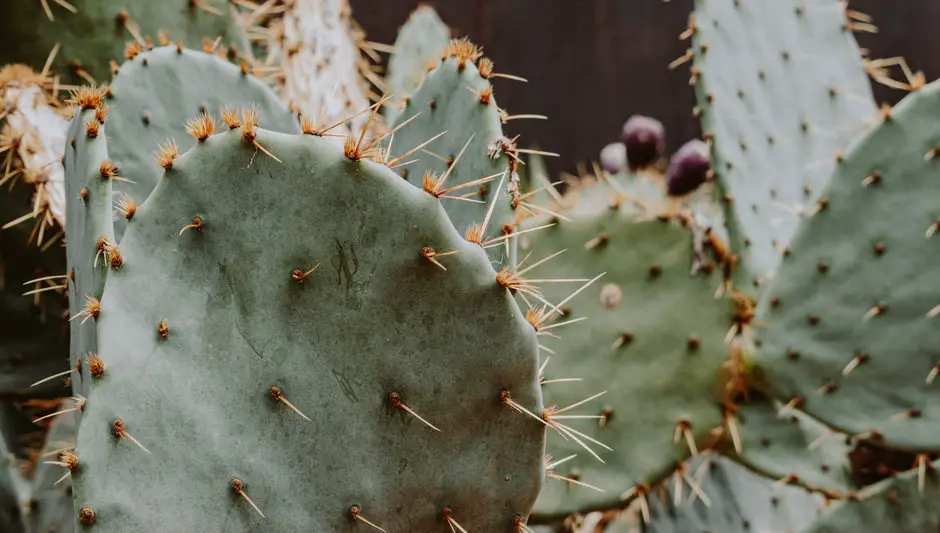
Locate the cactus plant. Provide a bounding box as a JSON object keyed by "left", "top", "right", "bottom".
{"left": 384, "top": 4, "right": 451, "bottom": 125}
{"left": 685, "top": 0, "right": 877, "bottom": 286}
{"left": 751, "top": 78, "right": 940, "bottom": 451}
{"left": 57, "top": 60, "right": 572, "bottom": 527}
{"left": 0, "top": 0, "right": 246, "bottom": 85}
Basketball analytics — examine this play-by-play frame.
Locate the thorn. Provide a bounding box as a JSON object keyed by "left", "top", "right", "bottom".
{"left": 673, "top": 419, "right": 698, "bottom": 455}
{"left": 33, "top": 396, "right": 85, "bottom": 423}
{"left": 112, "top": 418, "right": 151, "bottom": 454}
{"left": 349, "top": 505, "right": 386, "bottom": 532}
{"left": 442, "top": 506, "right": 469, "bottom": 533}
{"left": 927, "top": 364, "right": 940, "bottom": 385}
{"left": 290, "top": 264, "right": 320, "bottom": 283}
{"left": 269, "top": 386, "right": 311, "bottom": 421}
{"left": 389, "top": 392, "right": 440, "bottom": 432}
{"left": 231, "top": 479, "right": 265, "bottom": 518}
{"left": 179, "top": 216, "right": 204, "bottom": 236}
{"left": 420, "top": 247, "right": 461, "bottom": 270}
{"left": 842, "top": 353, "right": 869, "bottom": 376}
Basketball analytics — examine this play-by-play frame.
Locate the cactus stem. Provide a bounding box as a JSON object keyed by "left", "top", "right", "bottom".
{"left": 673, "top": 419, "right": 698, "bottom": 455}
{"left": 112, "top": 419, "right": 151, "bottom": 454}
{"left": 33, "top": 396, "right": 85, "bottom": 423}
{"left": 269, "top": 386, "right": 311, "bottom": 422}
{"left": 441, "top": 506, "right": 468, "bottom": 533}
{"left": 231, "top": 479, "right": 265, "bottom": 519}
{"left": 178, "top": 216, "right": 204, "bottom": 236}
{"left": 389, "top": 392, "right": 440, "bottom": 432}
{"left": 349, "top": 505, "right": 386, "bottom": 532}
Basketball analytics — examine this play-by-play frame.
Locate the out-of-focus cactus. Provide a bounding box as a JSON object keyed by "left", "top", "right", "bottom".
{"left": 683, "top": 0, "right": 877, "bottom": 286}
{"left": 384, "top": 4, "right": 451, "bottom": 125}
{"left": 752, "top": 78, "right": 940, "bottom": 451}
{"left": 0, "top": 0, "right": 246, "bottom": 84}
{"left": 522, "top": 176, "right": 736, "bottom": 519}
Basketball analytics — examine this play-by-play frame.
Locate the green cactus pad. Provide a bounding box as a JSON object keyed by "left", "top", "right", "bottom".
{"left": 70, "top": 126, "right": 544, "bottom": 531}
{"left": 525, "top": 182, "right": 736, "bottom": 518}
{"left": 720, "top": 396, "right": 854, "bottom": 495}
{"left": 21, "top": 412, "right": 78, "bottom": 533}
{"left": 753, "top": 80, "right": 940, "bottom": 450}
{"left": 803, "top": 462, "right": 940, "bottom": 532}
{"left": 103, "top": 46, "right": 300, "bottom": 240}
{"left": 384, "top": 5, "right": 451, "bottom": 125}
{"left": 64, "top": 104, "right": 115, "bottom": 399}
{"left": 387, "top": 41, "right": 516, "bottom": 249}
{"left": 0, "top": 0, "right": 246, "bottom": 84}
{"left": 645, "top": 455, "right": 824, "bottom": 533}
{"left": 689, "top": 0, "right": 876, "bottom": 285}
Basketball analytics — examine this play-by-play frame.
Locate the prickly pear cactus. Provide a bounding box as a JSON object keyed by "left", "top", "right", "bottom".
{"left": 100, "top": 45, "right": 301, "bottom": 240}
{"left": 720, "top": 396, "right": 854, "bottom": 495}
{"left": 387, "top": 38, "right": 518, "bottom": 249}
{"left": 752, "top": 79, "right": 940, "bottom": 451}
{"left": 645, "top": 455, "right": 825, "bottom": 533}
{"left": 0, "top": 0, "right": 246, "bottom": 84}
{"left": 64, "top": 46, "right": 300, "bottom": 405}
{"left": 524, "top": 179, "right": 736, "bottom": 518}
{"left": 801, "top": 461, "right": 940, "bottom": 532}
{"left": 687, "top": 0, "right": 877, "bottom": 285}
{"left": 384, "top": 4, "right": 451, "bottom": 125}
{"left": 65, "top": 106, "right": 545, "bottom": 530}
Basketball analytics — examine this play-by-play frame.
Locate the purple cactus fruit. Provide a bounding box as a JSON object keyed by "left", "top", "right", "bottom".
{"left": 599, "top": 142, "right": 627, "bottom": 173}
{"left": 666, "top": 139, "right": 711, "bottom": 197}
{"left": 621, "top": 115, "right": 666, "bottom": 170}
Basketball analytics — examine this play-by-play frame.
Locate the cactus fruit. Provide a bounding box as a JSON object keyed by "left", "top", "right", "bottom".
{"left": 0, "top": 0, "right": 246, "bottom": 85}
{"left": 621, "top": 115, "right": 665, "bottom": 172}
{"left": 685, "top": 0, "right": 877, "bottom": 285}
{"left": 645, "top": 456, "right": 825, "bottom": 533}
{"left": 384, "top": 4, "right": 451, "bottom": 125}
{"left": 522, "top": 179, "right": 736, "bottom": 518}
{"left": 752, "top": 79, "right": 940, "bottom": 451}
{"left": 387, "top": 38, "right": 520, "bottom": 250}
{"left": 241, "top": 0, "right": 376, "bottom": 137}
{"left": 598, "top": 142, "right": 627, "bottom": 174}
{"left": 65, "top": 98, "right": 547, "bottom": 530}
{"left": 665, "top": 139, "right": 710, "bottom": 198}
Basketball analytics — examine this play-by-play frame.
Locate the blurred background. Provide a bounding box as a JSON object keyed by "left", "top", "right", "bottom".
{"left": 352, "top": 0, "right": 940, "bottom": 176}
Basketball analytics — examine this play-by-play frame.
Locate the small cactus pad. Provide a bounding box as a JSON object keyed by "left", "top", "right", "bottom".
{"left": 70, "top": 125, "right": 544, "bottom": 530}
{"left": 65, "top": 104, "right": 114, "bottom": 398}
{"left": 387, "top": 39, "right": 516, "bottom": 248}
{"left": 103, "top": 46, "right": 300, "bottom": 239}
{"left": 0, "top": 0, "right": 246, "bottom": 83}
{"left": 721, "top": 396, "right": 854, "bottom": 495}
{"left": 689, "top": 0, "right": 876, "bottom": 284}
{"left": 645, "top": 455, "right": 824, "bottom": 533}
{"left": 802, "top": 461, "right": 940, "bottom": 533}
{"left": 384, "top": 4, "right": 451, "bottom": 125}
{"left": 752, "top": 80, "right": 940, "bottom": 450}
{"left": 524, "top": 182, "right": 735, "bottom": 517}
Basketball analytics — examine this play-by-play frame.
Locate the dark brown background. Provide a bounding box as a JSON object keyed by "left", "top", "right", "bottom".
{"left": 351, "top": 0, "right": 940, "bottom": 177}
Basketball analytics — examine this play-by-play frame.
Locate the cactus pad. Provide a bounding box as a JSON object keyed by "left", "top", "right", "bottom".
{"left": 102, "top": 46, "right": 300, "bottom": 239}
{"left": 69, "top": 121, "right": 545, "bottom": 530}
{"left": 753, "top": 80, "right": 940, "bottom": 450}
{"left": 384, "top": 5, "right": 451, "bottom": 125}
{"left": 387, "top": 39, "right": 517, "bottom": 248}
{"left": 0, "top": 0, "right": 246, "bottom": 84}
{"left": 689, "top": 0, "right": 876, "bottom": 284}
{"left": 524, "top": 181, "right": 735, "bottom": 517}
